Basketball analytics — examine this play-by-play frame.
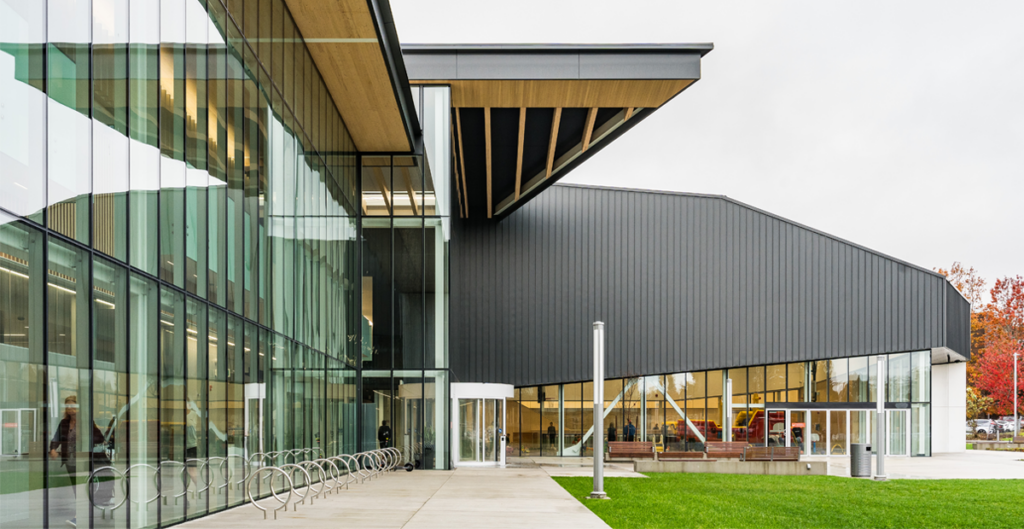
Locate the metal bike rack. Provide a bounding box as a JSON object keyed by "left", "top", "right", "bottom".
{"left": 245, "top": 467, "right": 293, "bottom": 520}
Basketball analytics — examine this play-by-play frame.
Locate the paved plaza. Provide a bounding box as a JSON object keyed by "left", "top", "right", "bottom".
{"left": 176, "top": 451, "right": 1021, "bottom": 528}
{"left": 178, "top": 465, "right": 611, "bottom": 529}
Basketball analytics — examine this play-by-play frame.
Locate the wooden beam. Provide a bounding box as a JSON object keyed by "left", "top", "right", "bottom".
{"left": 371, "top": 166, "right": 391, "bottom": 213}
{"left": 624, "top": 107, "right": 634, "bottom": 121}
{"left": 361, "top": 196, "right": 369, "bottom": 216}
{"left": 485, "top": 107, "right": 492, "bottom": 219}
{"left": 400, "top": 166, "right": 419, "bottom": 216}
{"left": 456, "top": 108, "right": 469, "bottom": 218}
{"left": 450, "top": 123, "right": 466, "bottom": 218}
{"left": 545, "top": 108, "right": 561, "bottom": 180}
{"left": 582, "top": 107, "right": 598, "bottom": 152}
{"left": 514, "top": 107, "right": 526, "bottom": 201}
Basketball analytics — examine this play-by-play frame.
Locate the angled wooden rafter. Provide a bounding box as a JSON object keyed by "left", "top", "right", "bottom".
{"left": 485, "top": 107, "right": 492, "bottom": 218}
{"left": 456, "top": 108, "right": 469, "bottom": 218}
{"left": 624, "top": 107, "right": 634, "bottom": 121}
{"left": 371, "top": 166, "right": 392, "bottom": 213}
{"left": 582, "top": 107, "right": 598, "bottom": 152}
{"left": 450, "top": 123, "right": 465, "bottom": 218}
{"left": 514, "top": 107, "right": 526, "bottom": 201}
{"left": 546, "top": 107, "right": 561, "bottom": 180}
{"left": 399, "top": 165, "right": 419, "bottom": 216}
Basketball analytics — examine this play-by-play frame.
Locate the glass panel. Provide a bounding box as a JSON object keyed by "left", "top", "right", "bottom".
{"left": 645, "top": 376, "right": 665, "bottom": 444}
{"left": 506, "top": 389, "right": 522, "bottom": 457}
{"left": 829, "top": 359, "right": 848, "bottom": 402}
{"left": 809, "top": 410, "right": 827, "bottom": 455}
{"left": 362, "top": 156, "right": 393, "bottom": 216}
{"left": 911, "top": 403, "right": 930, "bottom": 456}
{"left": 728, "top": 368, "right": 748, "bottom": 442}
{"left": 829, "top": 410, "right": 847, "bottom": 455}
{"left": 0, "top": 215, "right": 45, "bottom": 527}
{"left": 766, "top": 411, "right": 786, "bottom": 447}
{"left": 849, "top": 356, "right": 869, "bottom": 403}
{"left": 912, "top": 351, "right": 930, "bottom": 403}
{"left": 484, "top": 399, "right": 497, "bottom": 463}
{"left": 0, "top": 1, "right": 47, "bottom": 223}
{"left": 394, "top": 218, "right": 423, "bottom": 369}
{"left": 850, "top": 410, "right": 871, "bottom": 445}
{"left": 93, "top": 36, "right": 130, "bottom": 261}
{"left": 888, "top": 353, "right": 911, "bottom": 403}
{"left": 683, "top": 372, "right": 707, "bottom": 451}
{"left": 47, "top": 237, "right": 92, "bottom": 526}
{"left": 422, "top": 370, "right": 447, "bottom": 469}
{"left": 789, "top": 410, "right": 806, "bottom": 454}
{"left": 811, "top": 360, "right": 828, "bottom": 403}
{"left": 889, "top": 410, "right": 908, "bottom": 456}
{"left": 766, "top": 364, "right": 786, "bottom": 403}
{"left": 424, "top": 218, "right": 448, "bottom": 369}
{"left": 458, "top": 399, "right": 480, "bottom": 463}
{"left": 541, "top": 385, "right": 558, "bottom": 456}
{"left": 563, "top": 383, "right": 582, "bottom": 454}
{"left": 159, "top": 286, "right": 185, "bottom": 525}
{"left": 361, "top": 219, "right": 390, "bottom": 369}
{"left": 47, "top": 39, "right": 92, "bottom": 244}
{"left": 91, "top": 256, "right": 127, "bottom": 526}
{"left": 185, "top": 298, "right": 208, "bottom": 520}
{"left": 707, "top": 371, "right": 723, "bottom": 442}
{"left": 128, "top": 272, "right": 159, "bottom": 528}
{"left": 421, "top": 86, "right": 451, "bottom": 217}
{"left": 128, "top": 32, "right": 160, "bottom": 274}
{"left": 519, "top": 387, "right": 539, "bottom": 456}
{"left": 787, "top": 362, "right": 806, "bottom": 402}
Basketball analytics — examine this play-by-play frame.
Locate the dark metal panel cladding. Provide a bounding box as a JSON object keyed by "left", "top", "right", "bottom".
{"left": 449, "top": 185, "right": 972, "bottom": 387}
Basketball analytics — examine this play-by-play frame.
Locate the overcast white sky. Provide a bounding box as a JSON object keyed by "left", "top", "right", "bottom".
{"left": 392, "top": 0, "right": 1023, "bottom": 287}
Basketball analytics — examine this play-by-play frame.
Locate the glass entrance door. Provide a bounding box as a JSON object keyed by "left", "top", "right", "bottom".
{"left": 456, "top": 398, "right": 503, "bottom": 465}
{"left": 888, "top": 409, "right": 909, "bottom": 456}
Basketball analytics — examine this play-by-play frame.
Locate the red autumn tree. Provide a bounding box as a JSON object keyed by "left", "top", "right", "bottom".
{"left": 974, "top": 338, "right": 1024, "bottom": 416}
{"left": 973, "top": 275, "right": 1024, "bottom": 416}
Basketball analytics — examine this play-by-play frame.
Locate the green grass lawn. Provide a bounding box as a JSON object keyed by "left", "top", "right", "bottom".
{"left": 554, "top": 473, "right": 1024, "bottom": 529}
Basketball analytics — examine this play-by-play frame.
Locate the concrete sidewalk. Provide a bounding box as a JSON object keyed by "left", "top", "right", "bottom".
{"left": 822, "top": 450, "right": 1024, "bottom": 479}
{"left": 178, "top": 466, "right": 610, "bottom": 529}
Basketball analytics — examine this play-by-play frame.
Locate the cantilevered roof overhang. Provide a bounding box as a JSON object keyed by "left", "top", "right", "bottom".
{"left": 403, "top": 44, "right": 713, "bottom": 219}
{"left": 284, "top": 0, "right": 418, "bottom": 152}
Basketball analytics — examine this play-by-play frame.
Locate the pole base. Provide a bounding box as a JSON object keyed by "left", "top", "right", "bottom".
{"left": 588, "top": 492, "right": 609, "bottom": 500}
{"left": 873, "top": 475, "right": 888, "bottom": 482}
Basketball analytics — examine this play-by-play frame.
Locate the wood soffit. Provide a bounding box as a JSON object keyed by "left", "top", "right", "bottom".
{"left": 284, "top": 0, "right": 410, "bottom": 152}
{"left": 413, "top": 79, "right": 695, "bottom": 108}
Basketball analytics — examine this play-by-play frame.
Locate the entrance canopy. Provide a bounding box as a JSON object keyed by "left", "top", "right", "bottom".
{"left": 403, "top": 44, "right": 713, "bottom": 219}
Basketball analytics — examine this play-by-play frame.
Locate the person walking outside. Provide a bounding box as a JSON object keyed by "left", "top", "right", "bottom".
{"left": 49, "top": 395, "right": 113, "bottom": 527}
{"left": 378, "top": 420, "right": 392, "bottom": 448}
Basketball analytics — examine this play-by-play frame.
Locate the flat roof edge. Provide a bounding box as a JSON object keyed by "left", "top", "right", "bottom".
{"left": 402, "top": 43, "right": 714, "bottom": 56}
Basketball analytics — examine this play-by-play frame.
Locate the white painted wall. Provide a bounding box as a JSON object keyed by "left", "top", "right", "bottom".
{"left": 931, "top": 362, "right": 967, "bottom": 453}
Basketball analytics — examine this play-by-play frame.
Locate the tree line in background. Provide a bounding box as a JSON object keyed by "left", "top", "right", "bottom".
{"left": 936, "top": 263, "right": 1024, "bottom": 418}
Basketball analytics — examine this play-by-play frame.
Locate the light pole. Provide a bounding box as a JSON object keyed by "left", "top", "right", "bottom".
{"left": 874, "top": 356, "right": 887, "bottom": 481}
{"left": 589, "top": 322, "right": 608, "bottom": 500}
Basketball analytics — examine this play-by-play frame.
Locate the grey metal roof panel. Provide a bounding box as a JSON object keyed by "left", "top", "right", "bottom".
{"left": 402, "top": 43, "right": 710, "bottom": 80}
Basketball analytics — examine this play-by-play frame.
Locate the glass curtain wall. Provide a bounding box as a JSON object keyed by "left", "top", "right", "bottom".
{"left": 507, "top": 352, "right": 933, "bottom": 458}
{"left": 0, "top": 1, "right": 361, "bottom": 527}
{"left": 358, "top": 85, "right": 451, "bottom": 468}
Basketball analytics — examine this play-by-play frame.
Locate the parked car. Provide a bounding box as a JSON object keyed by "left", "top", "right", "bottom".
{"left": 971, "top": 419, "right": 998, "bottom": 438}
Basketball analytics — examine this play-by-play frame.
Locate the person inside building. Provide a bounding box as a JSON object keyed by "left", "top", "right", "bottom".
{"left": 626, "top": 419, "right": 636, "bottom": 442}
{"left": 49, "top": 395, "right": 113, "bottom": 528}
{"left": 547, "top": 422, "right": 557, "bottom": 446}
{"left": 378, "top": 420, "right": 392, "bottom": 448}
{"left": 608, "top": 422, "right": 617, "bottom": 444}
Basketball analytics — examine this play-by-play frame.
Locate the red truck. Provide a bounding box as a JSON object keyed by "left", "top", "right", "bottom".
{"left": 731, "top": 410, "right": 787, "bottom": 444}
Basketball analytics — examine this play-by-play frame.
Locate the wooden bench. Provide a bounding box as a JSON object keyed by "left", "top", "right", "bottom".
{"left": 743, "top": 446, "right": 800, "bottom": 462}
{"left": 658, "top": 451, "right": 714, "bottom": 462}
{"left": 706, "top": 441, "right": 750, "bottom": 459}
{"left": 608, "top": 441, "right": 654, "bottom": 459}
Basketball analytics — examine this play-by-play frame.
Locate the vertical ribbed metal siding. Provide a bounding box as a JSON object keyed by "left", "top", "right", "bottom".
{"left": 449, "top": 185, "right": 969, "bottom": 387}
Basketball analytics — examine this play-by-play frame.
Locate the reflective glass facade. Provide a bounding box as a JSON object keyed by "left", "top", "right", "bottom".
{"left": 0, "top": 1, "right": 453, "bottom": 527}
{"left": 508, "top": 351, "right": 932, "bottom": 458}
